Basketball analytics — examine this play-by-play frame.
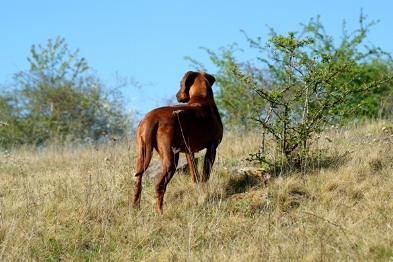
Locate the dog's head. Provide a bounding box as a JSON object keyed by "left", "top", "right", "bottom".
{"left": 176, "top": 71, "right": 215, "bottom": 103}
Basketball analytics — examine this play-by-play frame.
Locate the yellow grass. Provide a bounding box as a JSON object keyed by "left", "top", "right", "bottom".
{"left": 1, "top": 120, "right": 393, "bottom": 261}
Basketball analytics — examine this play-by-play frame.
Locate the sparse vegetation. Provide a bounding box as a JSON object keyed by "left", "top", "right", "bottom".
{"left": 0, "top": 37, "right": 133, "bottom": 147}
{"left": 1, "top": 120, "right": 393, "bottom": 261}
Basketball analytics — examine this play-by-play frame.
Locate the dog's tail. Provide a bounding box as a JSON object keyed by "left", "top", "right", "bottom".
{"left": 135, "top": 121, "right": 157, "bottom": 177}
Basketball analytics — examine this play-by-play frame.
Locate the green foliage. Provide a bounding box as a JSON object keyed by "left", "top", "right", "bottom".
{"left": 187, "top": 12, "right": 393, "bottom": 169}
{"left": 294, "top": 14, "right": 393, "bottom": 119}
{"left": 240, "top": 15, "right": 393, "bottom": 168}
{"left": 0, "top": 37, "right": 132, "bottom": 147}
{"left": 187, "top": 13, "right": 393, "bottom": 129}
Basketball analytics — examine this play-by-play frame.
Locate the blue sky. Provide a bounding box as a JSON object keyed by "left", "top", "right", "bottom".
{"left": 1, "top": 1, "right": 393, "bottom": 120}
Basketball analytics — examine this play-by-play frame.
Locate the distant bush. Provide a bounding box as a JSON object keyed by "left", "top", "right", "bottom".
{"left": 0, "top": 37, "right": 133, "bottom": 147}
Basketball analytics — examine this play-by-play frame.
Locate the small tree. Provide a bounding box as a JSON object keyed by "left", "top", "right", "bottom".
{"left": 236, "top": 26, "right": 392, "bottom": 170}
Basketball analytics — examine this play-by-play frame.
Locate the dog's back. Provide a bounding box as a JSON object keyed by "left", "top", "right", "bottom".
{"left": 138, "top": 100, "right": 222, "bottom": 154}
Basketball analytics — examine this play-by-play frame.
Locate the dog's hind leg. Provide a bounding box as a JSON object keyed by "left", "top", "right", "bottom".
{"left": 133, "top": 135, "right": 153, "bottom": 207}
{"left": 155, "top": 151, "right": 179, "bottom": 214}
{"left": 133, "top": 175, "right": 143, "bottom": 207}
{"left": 202, "top": 145, "right": 217, "bottom": 182}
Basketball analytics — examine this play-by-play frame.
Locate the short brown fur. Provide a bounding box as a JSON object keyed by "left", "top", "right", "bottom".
{"left": 133, "top": 71, "right": 223, "bottom": 214}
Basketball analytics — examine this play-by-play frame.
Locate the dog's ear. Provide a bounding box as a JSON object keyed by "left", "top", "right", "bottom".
{"left": 180, "top": 71, "right": 198, "bottom": 91}
{"left": 177, "top": 71, "right": 197, "bottom": 102}
{"left": 203, "top": 72, "right": 215, "bottom": 87}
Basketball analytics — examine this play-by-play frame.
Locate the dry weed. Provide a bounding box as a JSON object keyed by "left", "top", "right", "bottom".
{"left": 0, "top": 122, "right": 393, "bottom": 261}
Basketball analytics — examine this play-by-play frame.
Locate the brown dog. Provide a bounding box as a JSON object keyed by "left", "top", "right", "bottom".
{"left": 133, "top": 71, "right": 223, "bottom": 214}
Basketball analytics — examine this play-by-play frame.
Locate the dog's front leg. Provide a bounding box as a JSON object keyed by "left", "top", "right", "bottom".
{"left": 185, "top": 152, "right": 199, "bottom": 183}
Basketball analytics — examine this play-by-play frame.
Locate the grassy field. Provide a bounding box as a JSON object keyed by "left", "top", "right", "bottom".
{"left": 1, "top": 120, "right": 393, "bottom": 261}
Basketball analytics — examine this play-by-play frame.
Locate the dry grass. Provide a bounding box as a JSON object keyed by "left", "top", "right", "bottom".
{"left": 1, "top": 121, "right": 393, "bottom": 261}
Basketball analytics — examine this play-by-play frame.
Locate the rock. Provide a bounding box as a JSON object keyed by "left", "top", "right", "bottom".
{"left": 224, "top": 166, "right": 271, "bottom": 183}
{"left": 143, "top": 157, "right": 199, "bottom": 183}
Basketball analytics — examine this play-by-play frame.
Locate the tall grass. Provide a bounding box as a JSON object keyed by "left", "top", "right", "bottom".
{"left": 1, "top": 120, "right": 393, "bottom": 261}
